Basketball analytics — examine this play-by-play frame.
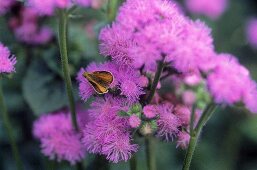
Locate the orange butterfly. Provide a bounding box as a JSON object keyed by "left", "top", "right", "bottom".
{"left": 83, "top": 71, "right": 114, "bottom": 94}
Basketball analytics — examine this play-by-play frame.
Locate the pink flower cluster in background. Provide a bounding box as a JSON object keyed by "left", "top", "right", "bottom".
{"left": 185, "top": 0, "right": 228, "bottom": 20}
{"left": 27, "top": 0, "right": 93, "bottom": 15}
{"left": 33, "top": 109, "right": 87, "bottom": 164}
{"left": 0, "top": 0, "right": 15, "bottom": 15}
{"left": 246, "top": 18, "right": 257, "bottom": 48}
{"left": 8, "top": 6, "right": 53, "bottom": 45}
{"left": 0, "top": 43, "right": 16, "bottom": 74}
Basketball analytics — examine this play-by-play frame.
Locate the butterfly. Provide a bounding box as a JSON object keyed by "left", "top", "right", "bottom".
{"left": 83, "top": 71, "right": 114, "bottom": 94}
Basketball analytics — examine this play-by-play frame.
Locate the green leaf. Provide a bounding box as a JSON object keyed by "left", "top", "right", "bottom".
{"left": 240, "top": 116, "right": 257, "bottom": 143}
{"left": 22, "top": 58, "right": 68, "bottom": 116}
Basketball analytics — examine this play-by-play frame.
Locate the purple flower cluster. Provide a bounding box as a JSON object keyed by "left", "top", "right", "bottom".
{"left": 99, "top": 0, "right": 215, "bottom": 74}
{"left": 28, "top": 0, "right": 92, "bottom": 15}
{"left": 33, "top": 110, "right": 87, "bottom": 164}
{"left": 75, "top": 0, "right": 257, "bottom": 163}
{"left": 246, "top": 18, "right": 257, "bottom": 48}
{"left": 9, "top": 7, "right": 53, "bottom": 45}
{"left": 207, "top": 54, "right": 257, "bottom": 112}
{"left": 0, "top": 43, "right": 16, "bottom": 74}
{"left": 185, "top": 0, "right": 228, "bottom": 20}
{"left": 0, "top": 0, "right": 15, "bottom": 15}
{"left": 81, "top": 96, "right": 138, "bottom": 163}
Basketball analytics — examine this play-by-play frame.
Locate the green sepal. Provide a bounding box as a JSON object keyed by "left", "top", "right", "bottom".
{"left": 150, "top": 120, "right": 158, "bottom": 131}
{"left": 130, "top": 103, "right": 142, "bottom": 113}
{"left": 118, "top": 110, "right": 130, "bottom": 117}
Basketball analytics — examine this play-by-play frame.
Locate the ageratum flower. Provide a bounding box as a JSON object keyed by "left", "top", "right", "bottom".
{"left": 129, "top": 115, "right": 141, "bottom": 128}
{"left": 82, "top": 95, "right": 138, "bottom": 163}
{"left": 185, "top": 0, "right": 228, "bottom": 20}
{"left": 0, "top": 0, "right": 15, "bottom": 15}
{"left": 246, "top": 19, "right": 257, "bottom": 48}
{"left": 156, "top": 103, "right": 182, "bottom": 141}
{"left": 176, "top": 131, "right": 190, "bottom": 149}
{"left": 0, "top": 43, "right": 16, "bottom": 74}
{"left": 143, "top": 105, "right": 158, "bottom": 119}
{"left": 207, "top": 54, "right": 257, "bottom": 113}
{"left": 33, "top": 110, "right": 87, "bottom": 164}
{"left": 99, "top": 0, "right": 215, "bottom": 74}
{"left": 28, "top": 0, "right": 92, "bottom": 15}
{"left": 9, "top": 7, "right": 53, "bottom": 45}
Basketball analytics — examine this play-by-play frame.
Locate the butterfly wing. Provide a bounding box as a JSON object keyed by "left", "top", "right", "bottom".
{"left": 83, "top": 71, "right": 113, "bottom": 94}
{"left": 92, "top": 71, "right": 114, "bottom": 85}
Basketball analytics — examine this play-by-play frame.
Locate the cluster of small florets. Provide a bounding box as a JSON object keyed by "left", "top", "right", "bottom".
{"left": 8, "top": 4, "right": 53, "bottom": 45}
{"left": 76, "top": 0, "right": 257, "bottom": 163}
{"left": 27, "top": 0, "right": 92, "bottom": 16}
{"left": 0, "top": 43, "right": 16, "bottom": 74}
{"left": 185, "top": 0, "right": 228, "bottom": 19}
{"left": 246, "top": 18, "right": 257, "bottom": 48}
{"left": 0, "top": 0, "right": 15, "bottom": 15}
{"left": 33, "top": 108, "right": 88, "bottom": 164}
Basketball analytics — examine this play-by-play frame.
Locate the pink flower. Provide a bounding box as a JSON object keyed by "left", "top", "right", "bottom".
{"left": 28, "top": 0, "right": 92, "bottom": 15}
{"left": 102, "top": 133, "right": 138, "bottom": 163}
{"left": 182, "top": 90, "right": 196, "bottom": 106}
{"left": 170, "top": 20, "right": 215, "bottom": 73}
{"left": 156, "top": 104, "right": 182, "bottom": 141}
{"left": 129, "top": 115, "right": 141, "bottom": 128}
{"left": 246, "top": 19, "right": 257, "bottom": 48}
{"left": 100, "top": 0, "right": 188, "bottom": 72}
{"left": 185, "top": 0, "right": 228, "bottom": 20}
{"left": 143, "top": 105, "right": 158, "bottom": 119}
{"left": 0, "top": 43, "right": 16, "bottom": 74}
{"left": 82, "top": 95, "right": 138, "bottom": 162}
{"left": 33, "top": 112, "right": 86, "bottom": 164}
{"left": 206, "top": 53, "right": 257, "bottom": 113}
{"left": 207, "top": 54, "right": 249, "bottom": 104}
{"left": 9, "top": 7, "right": 53, "bottom": 45}
{"left": 174, "top": 105, "right": 191, "bottom": 126}
{"left": 28, "top": 0, "right": 57, "bottom": 16}
{"left": 0, "top": 0, "right": 15, "bottom": 15}
{"left": 99, "top": 24, "right": 135, "bottom": 66}
{"left": 176, "top": 131, "right": 190, "bottom": 149}
{"left": 75, "top": 0, "right": 91, "bottom": 6}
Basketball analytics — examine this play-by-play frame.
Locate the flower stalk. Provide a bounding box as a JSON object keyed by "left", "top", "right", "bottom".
{"left": 0, "top": 80, "right": 23, "bottom": 170}
{"left": 145, "top": 136, "right": 156, "bottom": 170}
{"left": 146, "top": 57, "right": 165, "bottom": 104}
{"left": 182, "top": 103, "right": 218, "bottom": 170}
{"left": 144, "top": 58, "right": 165, "bottom": 170}
{"left": 129, "top": 155, "right": 137, "bottom": 170}
{"left": 58, "top": 9, "right": 79, "bottom": 131}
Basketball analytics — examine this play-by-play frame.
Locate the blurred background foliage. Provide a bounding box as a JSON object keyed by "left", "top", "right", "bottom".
{"left": 0, "top": 0, "right": 257, "bottom": 170}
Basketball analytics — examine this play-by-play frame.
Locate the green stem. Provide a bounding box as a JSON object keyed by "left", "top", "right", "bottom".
{"left": 182, "top": 103, "right": 218, "bottom": 170}
{"left": 107, "top": 0, "right": 119, "bottom": 22}
{"left": 129, "top": 155, "right": 137, "bottom": 170}
{"left": 189, "top": 104, "right": 196, "bottom": 135}
{"left": 145, "top": 136, "right": 156, "bottom": 170}
{"left": 58, "top": 9, "right": 79, "bottom": 131}
{"left": 0, "top": 80, "right": 23, "bottom": 170}
{"left": 146, "top": 57, "right": 165, "bottom": 104}
{"left": 143, "top": 58, "right": 165, "bottom": 170}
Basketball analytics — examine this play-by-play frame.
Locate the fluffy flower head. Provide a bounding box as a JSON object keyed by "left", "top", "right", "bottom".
{"left": 246, "top": 19, "right": 257, "bottom": 48}
{"left": 33, "top": 112, "right": 86, "bottom": 164}
{"left": 185, "top": 0, "right": 228, "bottom": 19}
{"left": 0, "top": 43, "right": 16, "bottom": 74}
